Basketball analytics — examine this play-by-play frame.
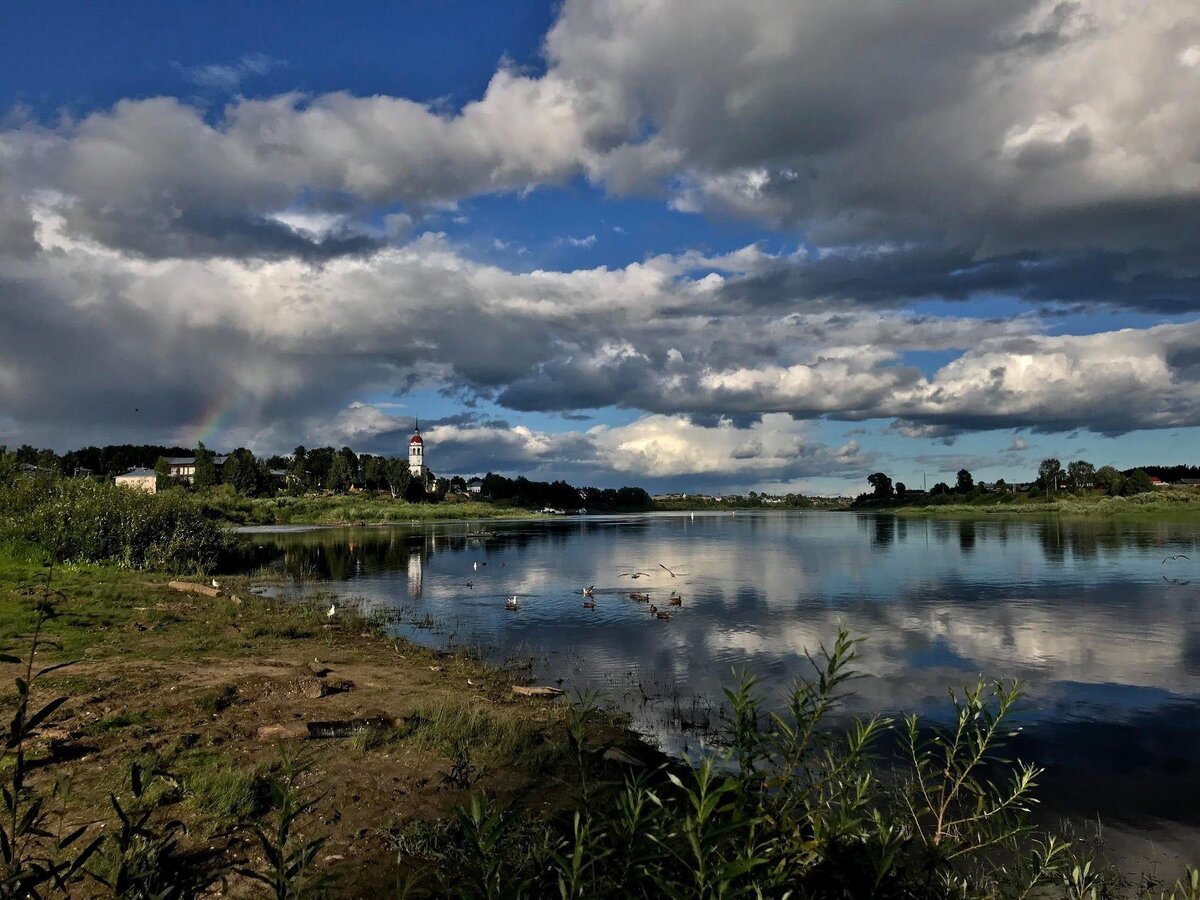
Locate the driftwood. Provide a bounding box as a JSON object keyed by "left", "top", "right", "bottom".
{"left": 602, "top": 747, "right": 645, "bottom": 767}
{"left": 511, "top": 685, "right": 564, "bottom": 698}
{"left": 168, "top": 581, "right": 220, "bottom": 598}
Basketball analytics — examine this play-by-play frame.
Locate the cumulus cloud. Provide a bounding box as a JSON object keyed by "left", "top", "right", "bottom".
{"left": 2, "top": 0, "right": 1200, "bottom": 477}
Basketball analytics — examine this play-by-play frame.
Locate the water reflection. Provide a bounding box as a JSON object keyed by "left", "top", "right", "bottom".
{"left": 246, "top": 512, "right": 1200, "bottom": 836}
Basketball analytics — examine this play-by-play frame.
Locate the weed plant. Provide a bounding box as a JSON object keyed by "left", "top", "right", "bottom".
{"left": 410, "top": 630, "right": 1200, "bottom": 899}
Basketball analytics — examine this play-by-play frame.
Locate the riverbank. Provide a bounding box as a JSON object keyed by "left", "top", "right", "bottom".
{"left": 865, "top": 488, "right": 1200, "bottom": 518}
{"left": 196, "top": 487, "right": 541, "bottom": 526}
{"left": 0, "top": 540, "right": 648, "bottom": 894}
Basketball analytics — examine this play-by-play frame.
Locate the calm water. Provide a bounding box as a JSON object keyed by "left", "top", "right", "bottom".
{"left": 245, "top": 511, "right": 1200, "bottom": 857}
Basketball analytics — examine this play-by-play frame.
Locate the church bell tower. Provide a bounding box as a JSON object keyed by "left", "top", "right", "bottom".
{"left": 408, "top": 417, "right": 425, "bottom": 480}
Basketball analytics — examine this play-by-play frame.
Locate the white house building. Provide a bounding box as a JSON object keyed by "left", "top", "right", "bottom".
{"left": 115, "top": 468, "right": 158, "bottom": 493}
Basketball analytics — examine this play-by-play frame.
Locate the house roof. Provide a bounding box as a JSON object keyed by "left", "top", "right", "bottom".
{"left": 163, "top": 456, "right": 228, "bottom": 466}
{"left": 117, "top": 468, "right": 157, "bottom": 479}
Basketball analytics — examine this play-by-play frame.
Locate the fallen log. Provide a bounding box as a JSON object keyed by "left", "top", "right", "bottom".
{"left": 257, "top": 716, "right": 396, "bottom": 741}
{"left": 511, "top": 685, "right": 564, "bottom": 698}
{"left": 168, "top": 581, "right": 220, "bottom": 598}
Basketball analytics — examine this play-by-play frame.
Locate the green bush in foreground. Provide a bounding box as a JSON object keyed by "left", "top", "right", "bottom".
{"left": 0, "top": 473, "right": 231, "bottom": 572}
{"left": 403, "top": 631, "right": 1199, "bottom": 899}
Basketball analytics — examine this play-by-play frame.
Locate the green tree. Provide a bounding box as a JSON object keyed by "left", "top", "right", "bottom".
{"left": 956, "top": 468, "right": 974, "bottom": 493}
{"left": 1094, "top": 465, "right": 1125, "bottom": 496}
{"left": 867, "top": 472, "right": 893, "bottom": 498}
{"left": 306, "top": 447, "right": 334, "bottom": 489}
{"left": 1125, "top": 469, "right": 1154, "bottom": 495}
{"left": 895, "top": 482, "right": 907, "bottom": 498}
{"left": 338, "top": 446, "right": 359, "bottom": 485}
{"left": 287, "top": 446, "right": 309, "bottom": 493}
{"left": 383, "top": 458, "right": 410, "bottom": 499}
{"left": 362, "top": 455, "right": 385, "bottom": 491}
{"left": 327, "top": 454, "right": 354, "bottom": 493}
{"left": 222, "top": 448, "right": 265, "bottom": 496}
{"left": 1037, "top": 458, "right": 1063, "bottom": 494}
{"left": 192, "top": 443, "right": 220, "bottom": 490}
{"left": 153, "top": 456, "right": 170, "bottom": 490}
{"left": 1067, "top": 460, "right": 1096, "bottom": 492}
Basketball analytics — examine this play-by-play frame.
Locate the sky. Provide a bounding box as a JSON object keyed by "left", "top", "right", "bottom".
{"left": 1, "top": 0, "right": 1199, "bottom": 495}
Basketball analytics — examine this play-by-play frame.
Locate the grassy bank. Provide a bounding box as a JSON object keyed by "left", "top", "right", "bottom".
{"left": 191, "top": 484, "right": 541, "bottom": 526}
{"left": 0, "top": 538, "right": 645, "bottom": 895}
{"left": 874, "top": 488, "right": 1200, "bottom": 518}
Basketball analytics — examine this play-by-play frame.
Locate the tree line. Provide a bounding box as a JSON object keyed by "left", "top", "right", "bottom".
{"left": 857, "top": 457, "right": 1178, "bottom": 506}
{"left": 0, "top": 443, "right": 652, "bottom": 509}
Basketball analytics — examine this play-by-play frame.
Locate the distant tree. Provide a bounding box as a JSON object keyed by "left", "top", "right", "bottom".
{"left": 1037, "top": 458, "right": 1063, "bottom": 494}
{"left": 930, "top": 482, "right": 951, "bottom": 496}
{"left": 450, "top": 475, "right": 466, "bottom": 493}
{"left": 154, "top": 456, "right": 170, "bottom": 489}
{"left": 383, "top": 457, "right": 411, "bottom": 499}
{"left": 867, "top": 472, "right": 894, "bottom": 498}
{"left": 993, "top": 478, "right": 1009, "bottom": 493}
{"left": 338, "top": 446, "right": 359, "bottom": 484}
{"left": 1067, "top": 460, "right": 1096, "bottom": 492}
{"left": 327, "top": 454, "right": 354, "bottom": 493}
{"left": 192, "top": 443, "right": 220, "bottom": 490}
{"left": 1094, "top": 465, "right": 1125, "bottom": 496}
{"left": 434, "top": 477, "right": 450, "bottom": 497}
{"left": 895, "top": 482, "right": 907, "bottom": 498}
{"left": 306, "top": 447, "right": 335, "bottom": 489}
{"left": 1125, "top": 469, "right": 1154, "bottom": 495}
{"left": 956, "top": 469, "right": 974, "bottom": 493}
{"left": 287, "top": 446, "right": 309, "bottom": 492}
{"left": 223, "top": 447, "right": 265, "bottom": 496}
{"left": 362, "top": 455, "right": 385, "bottom": 491}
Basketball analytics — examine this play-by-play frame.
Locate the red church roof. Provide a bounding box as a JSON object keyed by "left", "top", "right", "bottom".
{"left": 410, "top": 433, "right": 423, "bottom": 445}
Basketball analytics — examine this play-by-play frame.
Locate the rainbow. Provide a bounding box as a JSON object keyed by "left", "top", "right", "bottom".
{"left": 181, "top": 388, "right": 241, "bottom": 448}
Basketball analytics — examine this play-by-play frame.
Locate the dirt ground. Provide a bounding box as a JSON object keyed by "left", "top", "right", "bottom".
{"left": 0, "top": 561, "right": 650, "bottom": 895}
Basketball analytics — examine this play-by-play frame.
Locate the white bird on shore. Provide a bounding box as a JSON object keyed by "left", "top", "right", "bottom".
{"left": 211, "top": 579, "right": 220, "bottom": 589}
{"left": 505, "top": 596, "right": 519, "bottom": 610}
{"left": 327, "top": 603, "right": 336, "bottom": 619}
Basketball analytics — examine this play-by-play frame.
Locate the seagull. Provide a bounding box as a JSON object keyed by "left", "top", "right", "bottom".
{"left": 327, "top": 603, "right": 336, "bottom": 619}
{"left": 211, "top": 579, "right": 220, "bottom": 589}
{"left": 659, "top": 564, "right": 688, "bottom": 578}
{"left": 505, "top": 596, "right": 519, "bottom": 610}
{"left": 620, "top": 572, "right": 651, "bottom": 579}
{"left": 473, "top": 561, "right": 488, "bottom": 572}
{"left": 582, "top": 585, "right": 594, "bottom": 597}
{"left": 1163, "top": 554, "right": 1191, "bottom": 563}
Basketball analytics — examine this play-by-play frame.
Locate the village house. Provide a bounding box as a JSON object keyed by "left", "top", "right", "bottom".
{"left": 163, "top": 455, "right": 228, "bottom": 484}
{"left": 114, "top": 468, "right": 158, "bottom": 493}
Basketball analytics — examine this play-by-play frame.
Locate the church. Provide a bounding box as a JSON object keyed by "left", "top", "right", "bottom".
{"left": 408, "top": 418, "right": 427, "bottom": 481}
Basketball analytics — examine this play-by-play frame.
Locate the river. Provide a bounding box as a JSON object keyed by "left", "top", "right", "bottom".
{"left": 242, "top": 510, "right": 1200, "bottom": 868}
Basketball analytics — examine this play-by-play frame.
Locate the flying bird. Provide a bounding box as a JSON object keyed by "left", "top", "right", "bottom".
{"left": 620, "top": 571, "right": 651, "bottom": 579}
{"left": 473, "top": 561, "right": 488, "bottom": 572}
{"left": 1162, "top": 555, "right": 1191, "bottom": 563}
{"left": 659, "top": 564, "right": 688, "bottom": 578}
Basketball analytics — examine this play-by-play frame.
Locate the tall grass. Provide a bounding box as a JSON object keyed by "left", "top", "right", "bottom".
{"left": 0, "top": 473, "right": 231, "bottom": 572}
{"left": 409, "top": 630, "right": 1200, "bottom": 899}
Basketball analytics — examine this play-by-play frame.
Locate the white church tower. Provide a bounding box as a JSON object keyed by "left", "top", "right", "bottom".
{"left": 408, "top": 417, "right": 425, "bottom": 481}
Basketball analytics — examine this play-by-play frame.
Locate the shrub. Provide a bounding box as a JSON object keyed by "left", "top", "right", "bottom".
{"left": 0, "top": 473, "right": 232, "bottom": 572}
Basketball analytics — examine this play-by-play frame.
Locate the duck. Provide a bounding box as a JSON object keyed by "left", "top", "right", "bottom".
{"left": 505, "top": 595, "right": 519, "bottom": 610}
{"left": 583, "top": 600, "right": 596, "bottom": 609}
{"left": 582, "top": 585, "right": 595, "bottom": 597}
{"left": 656, "top": 611, "right": 671, "bottom": 620}
{"left": 668, "top": 593, "right": 682, "bottom": 606}
{"left": 649, "top": 604, "right": 658, "bottom": 614}
{"left": 629, "top": 592, "right": 650, "bottom": 602}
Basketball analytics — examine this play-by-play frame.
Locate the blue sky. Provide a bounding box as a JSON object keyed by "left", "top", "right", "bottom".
{"left": 1, "top": 0, "right": 1198, "bottom": 494}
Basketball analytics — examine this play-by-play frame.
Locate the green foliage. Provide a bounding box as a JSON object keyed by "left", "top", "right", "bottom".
{"left": 183, "top": 765, "right": 268, "bottom": 821}
{"left": 1125, "top": 468, "right": 1155, "bottom": 495}
{"left": 94, "top": 760, "right": 225, "bottom": 899}
{"left": 0, "top": 472, "right": 231, "bottom": 572}
{"left": 191, "top": 443, "right": 220, "bottom": 491}
{"left": 238, "top": 752, "right": 330, "bottom": 900}
{"left": 420, "top": 630, "right": 1136, "bottom": 898}
{"left": 0, "top": 571, "right": 104, "bottom": 896}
